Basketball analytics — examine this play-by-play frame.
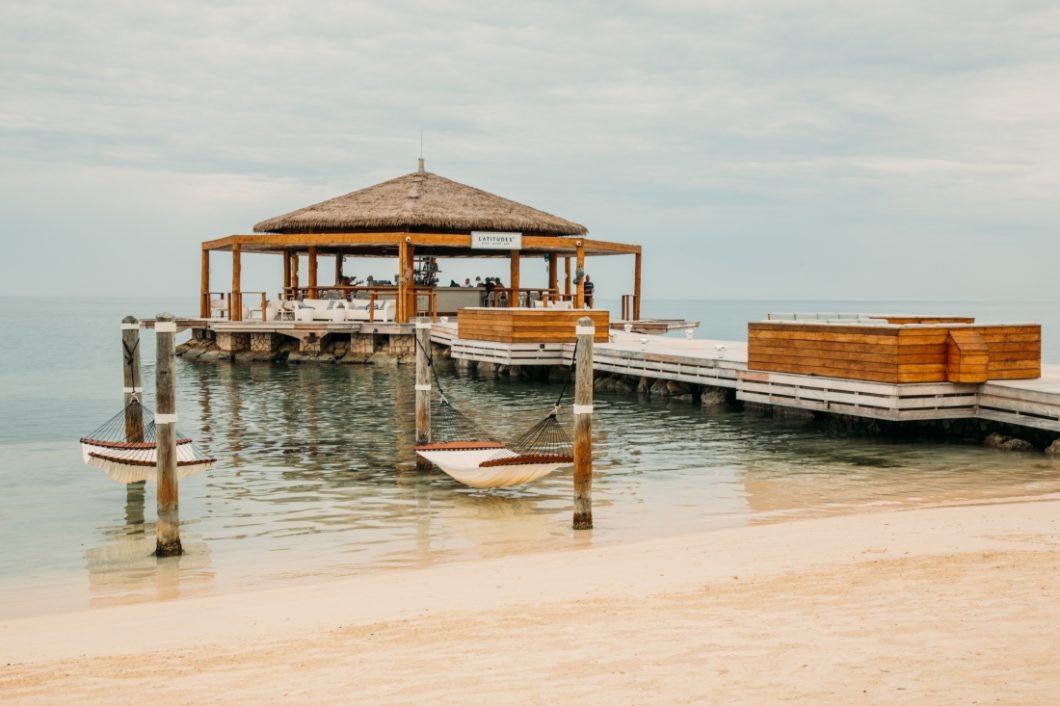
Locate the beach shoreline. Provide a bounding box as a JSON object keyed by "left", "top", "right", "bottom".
{"left": 2, "top": 497, "right": 1058, "bottom": 704}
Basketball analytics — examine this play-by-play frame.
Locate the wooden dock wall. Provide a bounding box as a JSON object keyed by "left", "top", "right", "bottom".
{"left": 748, "top": 322, "right": 1041, "bottom": 384}
{"left": 457, "top": 308, "right": 610, "bottom": 344}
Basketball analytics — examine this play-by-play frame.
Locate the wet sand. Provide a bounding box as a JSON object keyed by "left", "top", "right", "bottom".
{"left": 2, "top": 498, "right": 1058, "bottom": 705}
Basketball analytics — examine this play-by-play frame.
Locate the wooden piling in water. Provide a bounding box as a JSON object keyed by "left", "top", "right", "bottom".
{"left": 415, "top": 317, "right": 432, "bottom": 469}
{"left": 121, "top": 316, "right": 145, "bottom": 526}
{"left": 154, "top": 312, "right": 182, "bottom": 557}
{"left": 573, "top": 316, "right": 594, "bottom": 529}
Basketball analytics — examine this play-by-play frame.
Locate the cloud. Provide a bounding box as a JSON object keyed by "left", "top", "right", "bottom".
{"left": 1, "top": 0, "right": 1059, "bottom": 302}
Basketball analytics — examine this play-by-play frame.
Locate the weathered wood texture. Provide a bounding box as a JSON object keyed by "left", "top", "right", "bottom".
{"left": 415, "top": 318, "right": 432, "bottom": 452}
{"left": 457, "top": 308, "right": 610, "bottom": 344}
{"left": 748, "top": 322, "right": 1040, "bottom": 384}
{"left": 121, "top": 317, "right": 144, "bottom": 441}
{"left": 154, "top": 313, "right": 182, "bottom": 557}
{"left": 573, "top": 316, "right": 593, "bottom": 530}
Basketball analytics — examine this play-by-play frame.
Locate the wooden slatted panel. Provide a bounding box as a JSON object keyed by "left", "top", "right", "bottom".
{"left": 946, "top": 330, "right": 988, "bottom": 384}
{"left": 457, "top": 308, "right": 609, "bottom": 343}
{"left": 750, "top": 321, "right": 1041, "bottom": 384}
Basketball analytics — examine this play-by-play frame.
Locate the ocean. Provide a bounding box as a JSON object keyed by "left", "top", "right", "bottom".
{"left": 1, "top": 296, "right": 1058, "bottom": 618}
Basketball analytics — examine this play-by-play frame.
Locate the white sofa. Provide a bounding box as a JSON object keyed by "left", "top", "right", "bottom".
{"left": 280, "top": 299, "right": 396, "bottom": 323}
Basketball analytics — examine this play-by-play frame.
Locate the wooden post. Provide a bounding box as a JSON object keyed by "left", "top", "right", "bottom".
{"left": 199, "top": 250, "right": 209, "bottom": 318}
{"left": 308, "top": 246, "right": 318, "bottom": 299}
{"left": 231, "top": 242, "right": 242, "bottom": 321}
{"left": 393, "top": 240, "right": 404, "bottom": 323}
{"left": 575, "top": 241, "right": 586, "bottom": 309}
{"left": 335, "top": 252, "right": 343, "bottom": 284}
{"left": 406, "top": 243, "right": 416, "bottom": 320}
{"left": 283, "top": 249, "right": 291, "bottom": 297}
{"left": 291, "top": 252, "right": 300, "bottom": 295}
{"left": 564, "top": 257, "right": 571, "bottom": 300}
{"left": 510, "top": 250, "right": 521, "bottom": 307}
{"left": 122, "top": 316, "right": 145, "bottom": 527}
{"left": 548, "top": 253, "right": 558, "bottom": 302}
{"left": 154, "top": 313, "right": 182, "bottom": 557}
{"left": 633, "top": 251, "right": 642, "bottom": 321}
{"left": 415, "top": 317, "right": 432, "bottom": 469}
{"left": 573, "top": 316, "right": 594, "bottom": 530}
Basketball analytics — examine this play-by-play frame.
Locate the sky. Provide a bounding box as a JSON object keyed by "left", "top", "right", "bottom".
{"left": 2, "top": 0, "right": 1059, "bottom": 304}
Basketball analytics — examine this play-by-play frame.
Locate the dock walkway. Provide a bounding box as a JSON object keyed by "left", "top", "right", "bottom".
{"left": 431, "top": 322, "right": 1060, "bottom": 434}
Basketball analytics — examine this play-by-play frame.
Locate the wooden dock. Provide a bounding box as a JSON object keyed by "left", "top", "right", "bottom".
{"left": 432, "top": 322, "right": 1060, "bottom": 434}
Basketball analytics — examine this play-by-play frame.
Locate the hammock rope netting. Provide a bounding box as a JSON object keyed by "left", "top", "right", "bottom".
{"left": 413, "top": 336, "right": 577, "bottom": 488}
{"left": 80, "top": 400, "right": 215, "bottom": 484}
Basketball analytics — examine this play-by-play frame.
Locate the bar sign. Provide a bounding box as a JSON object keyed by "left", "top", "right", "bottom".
{"left": 471, "top": 232, "right": 522, "bottom": 250}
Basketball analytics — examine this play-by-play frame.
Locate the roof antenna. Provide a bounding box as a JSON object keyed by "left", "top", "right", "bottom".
{"left": 418, "top": 130, "right": 425, "bottom": 173}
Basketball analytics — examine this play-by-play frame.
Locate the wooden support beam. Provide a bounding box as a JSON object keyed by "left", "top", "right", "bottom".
{"left": 335, "top": 252, "right": 344, "bottom": 284}
{"left": 121, "top": 316, "right": 145, "bottom": 528}
{"left": 575, "top": 242, "right": 586, "bottom": 309}
{"left": 573, "top": 316, "right": 594, "bottom": 529}
{"left": 154, "top": 313, "right": 182, "bottom": 557}
{"left": 510, "top": 250, "right": 520, "bottom": 308}
{"left": 397, "top": 239, "right": 408, "bottom": 323}
{"left": 564, "top": 257, "right": 571, "bottom": 299}
{"left": 406, "top": 243, "right": 416, "bottom": 320}
{"left": 415, "top": 318, "right": 432, "bottom": 469}
{"left": 231, "top": 242, "right": 242, "bottom": 321}
{"left": 308, "top": 246, "right": 318, "bottom": 298}
{"left": 548, "top": 254, "right": 558, "bottom": 302}
{"left": 199, "top": 250, "right": 209, "bottom": 318}
{"left": 633, "top": 251, "right": 642, "bottom": 321}
{"left": 290, "top": 252, "right": 300, "bottom": 293}
{"left": 283, "top": 248, "right": 291, "bottom": 293}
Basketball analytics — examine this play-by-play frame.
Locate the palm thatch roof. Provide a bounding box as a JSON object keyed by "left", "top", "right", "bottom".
{"left": 253, "top": 164, "right": 588, "bottom": 237}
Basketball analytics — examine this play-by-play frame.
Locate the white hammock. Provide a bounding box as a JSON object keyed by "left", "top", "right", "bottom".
{"left": 80, "top": 439, "right": 214, "bottom": 484}
{"left": 415, "top": 441, "right": 571, "bottom": 489}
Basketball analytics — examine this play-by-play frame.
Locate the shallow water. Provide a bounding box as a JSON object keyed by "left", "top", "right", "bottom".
{"left": 1, "top": 297, "right": 1059, "bottom": 619}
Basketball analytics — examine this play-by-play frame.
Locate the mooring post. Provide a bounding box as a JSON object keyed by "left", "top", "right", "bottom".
{"left": 154, "top": 312, "right": 182, "bottom": 557}
{"left": 415, "top": 316, "right": 432, "bottom": 469}
{"left": 121, "top": 316, "right": 145, "bottom": 526}
{"left": 573, "top": 316, "right": 594, "bottom": 529}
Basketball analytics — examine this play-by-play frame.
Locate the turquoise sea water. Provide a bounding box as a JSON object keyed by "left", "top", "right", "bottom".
{"left": 1, "top": 296, "right": 1059, "bottom": 619}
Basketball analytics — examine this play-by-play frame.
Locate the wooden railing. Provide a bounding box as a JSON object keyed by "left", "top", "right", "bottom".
{"left": 203, "top": 291, "right": 229, "bottom": 319}
{"left": 483, "top": 288, "right": 566, "bottom": 308}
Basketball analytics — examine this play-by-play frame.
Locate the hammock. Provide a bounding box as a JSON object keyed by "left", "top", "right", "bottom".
{"left": 413, "top": 338, "right": 575, "bottom": 489}
{"left": 80, "top": 400, "right": 215, "bottom": 484}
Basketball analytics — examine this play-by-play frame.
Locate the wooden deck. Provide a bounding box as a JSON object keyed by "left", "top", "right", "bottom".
{"left": 433, "top": 322, "right": 1060, "bottom": 434}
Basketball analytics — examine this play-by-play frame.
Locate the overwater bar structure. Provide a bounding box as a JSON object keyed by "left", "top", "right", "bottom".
{"left": 174, "top": 162, "right": 1058, "bottom": 439}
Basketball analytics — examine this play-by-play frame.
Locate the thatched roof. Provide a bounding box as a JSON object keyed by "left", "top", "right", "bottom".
{"left": 253, "top": 164, "right": 588, "bottom": 236}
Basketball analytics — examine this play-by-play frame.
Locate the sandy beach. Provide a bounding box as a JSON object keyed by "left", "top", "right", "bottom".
{"left": 2, "top": 498, "right": 1058, "bottom": 705}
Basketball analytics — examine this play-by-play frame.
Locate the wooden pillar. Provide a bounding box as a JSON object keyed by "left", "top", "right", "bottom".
{"left": 199, "top": 250, "right": 209, "bottom": 318}
{"left": 548, "top": 253, "right": 558, "bottom": 302}
{"left": 154, "top": 313, "right": 182, "bottom": 557}
{"left": 415, "top": 317, "right": 432, "bottom": 469}
{"left": 509, "top": 250, "right": 520, "bottom": 307}
{"left": 406, "top": 243, "right": 416, "bottom": 320}
{"left": 573, "top": 316, "right": 594, "bottom": 529}
{"left": 121, "top": 317, "right": 144, "bottom": 441}
{"left": 397, "top": 240, "right": 408, "bottom": 323}
{"left": 633, "top": 251, "right": 642, "bottom": 321}
{"left": 231, "top": 242, "right": 241, "bottom": 321}
{"left": 335, "top": 252, "right": 343, "bottom": 283}
{"left": 308, "top": 246, "right": 318, "bottom": 299}
{"left": 564, "top": 257, "right": 571, "bottom": 300}
{"left": 575, "top": 241, "right": 586, "bottom": 309}
{"left": 283, "top": 249, "right": 291, "bottom": 297}
{"left": 122, "top": 316, "right": 145, "bottom": 526}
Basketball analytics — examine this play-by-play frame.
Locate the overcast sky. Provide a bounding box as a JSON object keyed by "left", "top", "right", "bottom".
{"left": 2, "top": 0, "right": 1059, "bottom": 304}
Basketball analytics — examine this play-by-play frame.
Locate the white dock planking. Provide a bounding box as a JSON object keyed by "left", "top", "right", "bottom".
{"left": 432, "top": 322, "right": 1060, "bottom": 433}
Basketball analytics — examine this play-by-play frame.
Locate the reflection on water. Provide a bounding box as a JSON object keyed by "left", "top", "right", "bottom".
{"left": 3, "top": 355, "right": 1060, "bottom": 618}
